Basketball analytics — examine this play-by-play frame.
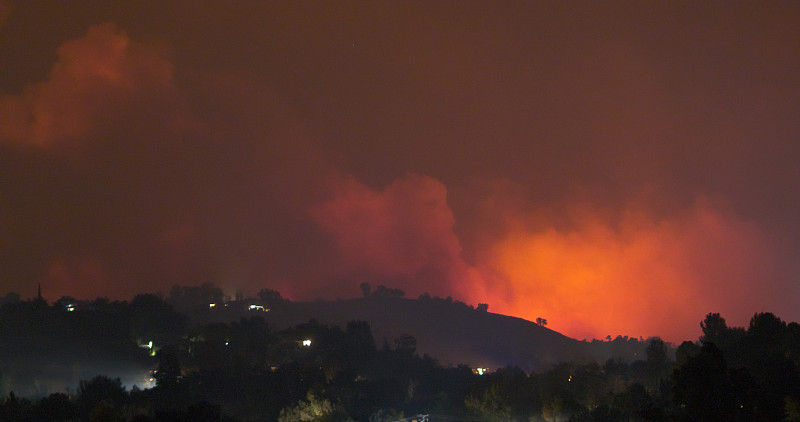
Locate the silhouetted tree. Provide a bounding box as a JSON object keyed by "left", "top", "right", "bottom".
{"left": 611, "top": 382, "right": 659, "bottom": 422}
{"left": 700, "top": 312, "right": 738, "bottom": 349}
{"left": 11, "top": 286, "right": 800, "bottom": 422}
{"left": 643, "top": 337, "right": 671, "bottom": 391}
{"left": 360, "top": 282, "right": 372, "bottom": 298}
{"left": 258, "top": 288, "right": 285, "bottom": 306}
{"left": 675, "top": 341, "right": 700, "bottom": 367}
{"left": 129, "top": 293, "right": 185, "bottom": 346}
{"left": 155, "top": 346, "right": 182, "bottom": 390}
{"left": 37, "top": 392, "right": 77, "bottom": 421}
{"left": 787, "top": 322, "right": 800, "bottom": 366}
{"left": 0, "top": 292, "right": 20, "bottom": 308}
{"left": 393, "top": 334, "right": 417, "bottom": 361}
{"left": 77, "top": 376, "right": 126, "bottom": 417}
{"left": 0, "top": 392, "right": 33, "bottom": 421}
{"left": 673, "top": 343, "right": 736, "bottom": 422}
{"left": 169, "top": 283, "right": 224, "bottom": 312}
{"left": 747, "top": 312, "right": 785, "bottom": 342}
{"left": 345, "top": 320, "right": 376, "bottom": 365}
{"left": 740, "top": 313, "right": 799, "bottom": 421}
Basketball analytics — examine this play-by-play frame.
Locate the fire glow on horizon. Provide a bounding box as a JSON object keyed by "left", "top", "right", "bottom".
{"left": 2, "top": 3, "right": 800, "bottom": 344}
{"left": 310, "top": 174, "right": 778, "bottom": 342}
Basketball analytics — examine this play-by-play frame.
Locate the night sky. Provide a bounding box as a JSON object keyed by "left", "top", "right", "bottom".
{"left": 2, "top": 1, "right": 800, "bottom": 342}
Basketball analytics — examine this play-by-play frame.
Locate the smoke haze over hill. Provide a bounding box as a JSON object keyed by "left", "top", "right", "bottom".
{"left": 2, "top": 2, "right": 800, "bottom": 341}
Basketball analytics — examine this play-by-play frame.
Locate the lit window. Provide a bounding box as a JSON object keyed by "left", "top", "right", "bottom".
{"left": 302, "top": 339, "right": 312, "bottom": 347}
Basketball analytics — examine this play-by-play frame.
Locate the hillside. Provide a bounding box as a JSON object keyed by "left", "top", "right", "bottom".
{"left": 210, "top": 296, "right": 636, "bottom": 371}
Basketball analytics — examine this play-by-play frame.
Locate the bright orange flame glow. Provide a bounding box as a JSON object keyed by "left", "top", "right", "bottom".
{"left": 311, "top": 172, "right": 780, "bottom": 342}
{"left": 469, "top": 198, "right": 778, "bottom": 342}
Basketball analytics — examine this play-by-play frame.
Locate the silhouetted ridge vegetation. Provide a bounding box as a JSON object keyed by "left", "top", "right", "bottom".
{"left": 0, "top": 285, "right": 798, "bottom": 421}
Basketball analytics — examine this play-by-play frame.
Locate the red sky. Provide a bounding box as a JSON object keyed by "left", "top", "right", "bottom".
{"left": 2, "top": 1, "right": 799, "bottom": 342}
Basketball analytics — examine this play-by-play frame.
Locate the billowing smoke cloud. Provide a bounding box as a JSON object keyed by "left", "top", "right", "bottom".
{"left": 308, "top": 174, "right": 783, "bottom": 342}
{"left": 309, "top": 173, "right": 480, "bottom": 299}
{"left": 0, "top": 23, "right": 191, "bottom": 148}
{"left": 0, "top": 23, "right": 205, "bottom": 299}
{"left": 3, "top": 3, "right": 800, "bottom": 343}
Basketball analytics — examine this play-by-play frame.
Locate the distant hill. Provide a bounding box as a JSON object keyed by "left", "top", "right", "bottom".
{"left": 210, "top": 296, "right": 645, "bottom": 371}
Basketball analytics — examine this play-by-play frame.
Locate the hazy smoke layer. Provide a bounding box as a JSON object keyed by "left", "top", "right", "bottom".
{"left": 2, "top": 3, "right": 800, "bottom": 341}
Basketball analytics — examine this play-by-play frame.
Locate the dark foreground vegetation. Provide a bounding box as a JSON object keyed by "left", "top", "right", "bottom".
{"left": 0, "top": 286, "right": 799, "bottom": 421}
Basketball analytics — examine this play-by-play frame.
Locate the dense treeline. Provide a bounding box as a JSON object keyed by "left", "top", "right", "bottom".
{"left": 0, "top": 288, "right": 799, "bottom": 421}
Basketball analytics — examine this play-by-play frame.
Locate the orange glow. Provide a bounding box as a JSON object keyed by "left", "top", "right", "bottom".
{"left": 309, "top": 172, "right": 780, "bottom": 342}
{"left": 3, "top": 5, "right": 799, "bottom": 349}
{"left": 0, "top": 23, "right": 175, "bottom": 147}
{"left": 44, "top": 254, "right": 112, "bottom": 301}
{"left": 468, "top": 198, "right": 778, "bottom": 342}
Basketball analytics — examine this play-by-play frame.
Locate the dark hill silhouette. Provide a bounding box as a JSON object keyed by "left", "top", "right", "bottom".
{"left": 214, "top": 296, "right": 634, "bottom": 371}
